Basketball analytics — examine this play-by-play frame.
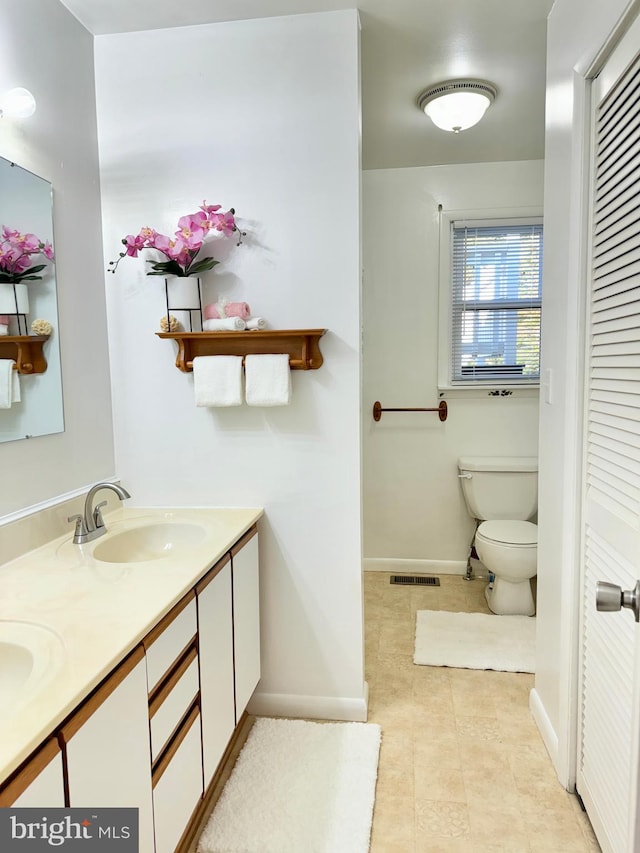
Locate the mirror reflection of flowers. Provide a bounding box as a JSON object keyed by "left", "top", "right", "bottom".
{"left": 0, "top": 226, "right": 54, "bottom": 283}
{"left": 109, "top": 201, "right": 245, "bottom": 277}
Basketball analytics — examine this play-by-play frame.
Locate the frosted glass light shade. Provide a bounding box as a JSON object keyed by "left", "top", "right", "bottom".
{"left": 418, "top": 81, "right": 496, "bottom": 133}
{"left": 0, "top": 87, "right": 36, "bottom": 119}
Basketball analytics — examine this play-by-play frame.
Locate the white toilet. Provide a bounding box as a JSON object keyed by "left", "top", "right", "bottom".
{"left": 457, "top": 456, "right": 538, "bottom": 616}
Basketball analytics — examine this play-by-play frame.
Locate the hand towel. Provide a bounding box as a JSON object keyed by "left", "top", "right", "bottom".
{"left": 0, "top": 324, "right": 8, "bottom": 336}
{"left": 193, "top": 356, "right": 243, "bottom": 407}
{"left": 204, "top": 301, "right": 251, "bottom": 320}
{"left": 246, "top": 317, "right": 267, "bottom": 330}
{"left": 245, "top": 354, "right": 291, "bottom": 407}
{"left": 0, "top": 360, "right": 19, "bottom": 409}
{"left": 202, "top": 317, "right": 246, "bottom": 332}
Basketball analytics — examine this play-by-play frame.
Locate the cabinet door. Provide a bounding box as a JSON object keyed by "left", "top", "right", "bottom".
{"left": 231, "top": 527, "right": 261, "bottom": 718}
{"left": 196, "top": 554, "right": 235, "bottom": 788}
{"left": 61, "top": 647, "right": 154, "bottom": 853}
{"left": 152, "top": 705, "right": 202, "bottom": 853}
{"left": 144, "top": 592, "right": 197, "bottom": 694}
{"left": 0, "top": 738, "right": 65, "bottom": 807}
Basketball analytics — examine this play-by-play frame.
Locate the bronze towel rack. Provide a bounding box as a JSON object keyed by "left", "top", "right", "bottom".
{"left": 372, "top": 400, "right": 448, "bottom": 422}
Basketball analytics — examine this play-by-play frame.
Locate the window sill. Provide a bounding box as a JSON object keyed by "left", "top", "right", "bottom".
{"left": 438, "top": 385, "right": 540, "bottom": 399}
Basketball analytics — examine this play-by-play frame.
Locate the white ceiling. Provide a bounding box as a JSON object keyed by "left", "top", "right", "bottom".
{"left": 58, "top": 0, "right": 554, "bottom": 170}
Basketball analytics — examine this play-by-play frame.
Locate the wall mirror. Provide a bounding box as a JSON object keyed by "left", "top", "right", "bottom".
{"left": 0, "top": 157, "right": 64, "bottom": 443}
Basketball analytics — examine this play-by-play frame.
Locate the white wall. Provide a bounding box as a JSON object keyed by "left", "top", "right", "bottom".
{"left": 363, "top": 161, "right": 542, "bottom": 570}
{"left": 0, "top": 0, "right": 115, "bottom": 520}
{"left": 94, "top": 11, "right": 365, "bottom": 719}
{"left": 533, "top": 0, "right": 638, "bottom": 785}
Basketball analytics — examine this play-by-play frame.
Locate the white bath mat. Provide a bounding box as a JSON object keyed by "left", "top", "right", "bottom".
{"left": 197, "top": 717, "right": 382, "bottom": 853}
{"left": 414, "top": 610, "right": 536, "bottom": 673}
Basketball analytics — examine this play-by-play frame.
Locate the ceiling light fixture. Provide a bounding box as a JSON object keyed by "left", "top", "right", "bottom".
{"left": 417, "top": 80, "right": 496, "bottom": 133}
{"left": 0, "top": 87, "right": 37, "bottom": 120}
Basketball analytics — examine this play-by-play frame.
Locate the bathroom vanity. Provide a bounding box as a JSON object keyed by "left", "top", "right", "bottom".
{"left": 0, "top": 506, "right": 262, "bottom": 853}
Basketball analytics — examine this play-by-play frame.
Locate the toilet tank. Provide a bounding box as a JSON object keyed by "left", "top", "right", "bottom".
{"left": 457, "top": 456, "right": 538, "bottom": 521}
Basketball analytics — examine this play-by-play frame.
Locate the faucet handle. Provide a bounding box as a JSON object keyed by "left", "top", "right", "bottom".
{"left": 93, "top": 501, "right": 108, "bottom": 530}
{"left": 68, "top": 514, "right": 89, "bottom": 542}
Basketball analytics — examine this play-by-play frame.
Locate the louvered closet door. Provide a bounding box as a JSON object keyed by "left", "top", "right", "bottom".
{"left": 578, "top": 19, "right": 640, "bottom": 853}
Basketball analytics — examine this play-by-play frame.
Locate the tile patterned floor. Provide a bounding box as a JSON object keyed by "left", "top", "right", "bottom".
{"left": 365, "top": 572, "right": 601, "bottom": 853}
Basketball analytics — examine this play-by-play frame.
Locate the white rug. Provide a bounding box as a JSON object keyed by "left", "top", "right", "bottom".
{"left": 197, "top": 717, "right": 382, "bottom": 853}
{"left": 414, "top": 610, "right": 536, "bottom": 673}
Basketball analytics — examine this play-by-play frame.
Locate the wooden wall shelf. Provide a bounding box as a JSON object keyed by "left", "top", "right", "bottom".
{"left": 0, "top": 335, "right": 50, "bottom": 374}
{"left": 156, "top": 329, "right": 327, "bottom": 372}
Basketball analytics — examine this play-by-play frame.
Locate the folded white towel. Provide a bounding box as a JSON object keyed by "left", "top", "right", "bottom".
{"left": 0, "top": 360, "right": 19, "bottom": 409}
{"left": 0, "top": 324, "right": 8, "bottom": 336}
{"left": 246, "top": 317, "right": 267, "bottom": 330}
{"left": 245, "top": 353, "right": 291, "bottom": 407}
{"left": 202, "top": 317, "right": 246, "bottom": 331}
{"left": 193, "top": 355, "right": 243, "bottom": 407}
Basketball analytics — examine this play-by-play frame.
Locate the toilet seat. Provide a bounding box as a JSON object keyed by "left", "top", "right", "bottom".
{"left": 477, "top": 520, "right": 537, "bottom": 546}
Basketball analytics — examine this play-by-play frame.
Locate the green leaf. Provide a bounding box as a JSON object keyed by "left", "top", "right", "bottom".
{"left": 146, "top": 259, "right": 185, "bottom": 277}
{"left": 0, "top": 272, "right": 42, "bottom": 283}
{"left": 185, "top": 257, "right": 220, "bottom": 275}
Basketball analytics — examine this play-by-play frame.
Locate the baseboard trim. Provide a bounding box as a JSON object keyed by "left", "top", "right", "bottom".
{"left": 247, "top": 689, "right": 368, "bottom": 722}
{"left": 363, "top": 557, "right": 466, "bottom": 575}
{"left": 529, "top": 687, "right": 559, "bottom": 767}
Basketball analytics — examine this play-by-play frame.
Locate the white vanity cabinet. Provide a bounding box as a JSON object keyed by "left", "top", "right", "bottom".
{"left": 196, "top": 552, "right": 235, "bottom": 788}
{"left": 0, "top": 738, "right": 65, "bottom": 807}
{"left": 0, "top": 518, "right": 261, "bottom": 853}
{"left": 60, "top": 646, "right": 155, "bottom": 853}
{"left": 231, "top": 526, "right": 261, "bottom": 719}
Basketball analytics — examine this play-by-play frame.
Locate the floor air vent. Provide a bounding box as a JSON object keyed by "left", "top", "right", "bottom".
{"left": 390, "top": 575, "right": 440, "bottom": 586}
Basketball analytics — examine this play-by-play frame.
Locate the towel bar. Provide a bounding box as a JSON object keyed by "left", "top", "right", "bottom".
{"left": 372, "top": 400, "right": 448, "bottom": 422}
{"left": 186, "top": 355, "right": 305, "bottom": 370}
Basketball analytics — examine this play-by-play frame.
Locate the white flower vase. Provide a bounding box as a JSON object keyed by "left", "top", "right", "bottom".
{"left": 164, "top": 276, "right": 202, "bottom": 332}
{"left": 0, "top": 282, "right": 29, "bottom": 315}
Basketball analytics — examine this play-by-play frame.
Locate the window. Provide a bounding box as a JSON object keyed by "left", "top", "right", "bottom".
{"left": 439, "top": 215, "right": 543, "bottom": 388}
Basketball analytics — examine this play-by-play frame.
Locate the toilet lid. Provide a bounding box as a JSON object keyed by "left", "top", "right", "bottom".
{"left": 477, "top": 520, "right": 537, "bottom": 545}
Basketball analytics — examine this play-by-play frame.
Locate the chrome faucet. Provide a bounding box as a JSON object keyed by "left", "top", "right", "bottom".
{"left": 68, "top": 481, "right": 131, "bottom": 544}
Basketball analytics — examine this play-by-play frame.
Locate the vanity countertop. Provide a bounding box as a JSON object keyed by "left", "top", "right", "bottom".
{"left": 0, "top": 505, "right": 263, "bottom": 785}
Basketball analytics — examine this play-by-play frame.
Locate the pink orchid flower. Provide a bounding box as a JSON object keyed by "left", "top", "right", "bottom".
{"left": 153, "top": 233, "right": 173, "bottom": 254}
{"left": 124, "top": 234, "right": 146, "bottom": 257}
{"left": 13, "top": 254, "right": 32, "bottom": 273}
{"left": 139, "top": 227, "right": 157, "bottom": 245}
{"left": 166, "top": 237, "right": 190, "bottom": 264}
{"left": 209, "top": 210, "right": 236, "bottom": 236}
{"left": 18, "top": 232, "right": 41, "bottom": 253}
{"left": 200, "top": 201, "right": 222, "bottom": 215}
{"left": 175, "top": 216, "right": 205, "bottom": 251}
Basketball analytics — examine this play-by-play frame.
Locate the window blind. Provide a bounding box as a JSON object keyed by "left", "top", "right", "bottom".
{"left": 450, "top": 220, "right": 543, "bottom": 384}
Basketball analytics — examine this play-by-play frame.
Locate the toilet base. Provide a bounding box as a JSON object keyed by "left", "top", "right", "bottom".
{"left": 485, "top": 576, "right": 535, "bottom": 616}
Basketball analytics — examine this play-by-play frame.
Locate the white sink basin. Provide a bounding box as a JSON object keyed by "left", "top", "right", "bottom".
{"left": 0, "top": 621, "right": 65, "bottom": 716}
{"left": 92, "top": 522, "right": 208, "bottom": 563}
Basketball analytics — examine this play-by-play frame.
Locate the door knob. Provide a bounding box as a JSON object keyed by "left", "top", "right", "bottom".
{"left": 596, "top": 580, "right": 640, "bottom": 622}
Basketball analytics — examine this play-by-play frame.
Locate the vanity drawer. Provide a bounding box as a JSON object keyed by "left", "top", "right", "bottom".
{"left": 149, "top": 647, "right": 199, "bottom": 762}
{"left": 152, "top": 704, "right": 203, "bottom": 853}
{"left": 144, "top": 592, "right": 197, "bottom": 693}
